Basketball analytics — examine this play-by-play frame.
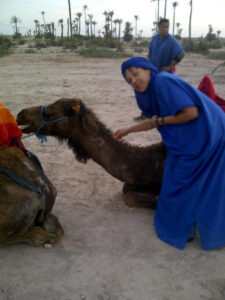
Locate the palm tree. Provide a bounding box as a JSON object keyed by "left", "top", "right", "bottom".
{"left": 10, "top": 16, "right": 21, "bottom": 34}
{"left": 88, "top": 14, "right": 93, "bottom": 36}
{"left": 118, "top": 19, "right": 123, "bottom": 40}
{"left": 151, "top": 0, "right": 160, "bottom": 24}
{"left": 76, "top": 12, "right": 82, "bottom": 35}
{"left": 188, "top": 0, "right": 193, "bottom": 42}
{"left": 58, "top": 19, "right": 64, "bottom": 39}
{"left": 153, "top": 21, "right": 158, "bottom": 35}
{"left": 33, "top": 19, "right": 39, "bottom": 35}
{"left": 172, "top": 1, "right": 178, "bottom": 36}
{"left": 108, "top": 10, "right": 114, "bottom": 31}
{"left": 92, "top": 21, "right": 97, "bottom": 36}
{"left": 83, "top": 5, "right": 88, "bottom": 35}
{"left": 68, "top": 0, "right": 72, "bottom": 38}
{"left": 113, "top": 19, "right": 118, "bottom": 38}
{"left": 217, "top": 30, "right": 221, "bottom": 40}
{"left": 164, "top": 0, "right": 168, "bottom": 18}
{"left": 134, "top": 15, "right": 139, "bottom": 39}
{"left": 103, "top": 11, "right": 110, "bottom": 35}
{"left": 51, "top": 22, "right": 55, "bottom": 37}
{"left": 86, "top": 20, "right": 90, "bottom": 37}
{"left": 176, "top": 22, "right": 180, "bottom": 35}
{"left": 41, "top": 11, "right": 46, "bottom": 26}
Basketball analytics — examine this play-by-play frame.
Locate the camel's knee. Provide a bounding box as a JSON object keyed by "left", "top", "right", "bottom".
{"left": 42, "top": 214, "right": 64, "bottom": 239}
{"left": 124, "top": 191, "right": 158, "bottom": 209}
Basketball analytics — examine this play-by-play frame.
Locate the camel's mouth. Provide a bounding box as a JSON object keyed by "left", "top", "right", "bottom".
{"left": 18, "top": 123, "right": 37, "bottom": 134}
{"left": 17, "top": 114, "right": 37, "bottom": 133}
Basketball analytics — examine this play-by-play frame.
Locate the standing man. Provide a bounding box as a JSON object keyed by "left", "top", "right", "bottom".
{"left": 148, "top": 18, "right": 185, "bottom": 73}
{"left": 134, "top": 18, "right": 185, "bottom": 121}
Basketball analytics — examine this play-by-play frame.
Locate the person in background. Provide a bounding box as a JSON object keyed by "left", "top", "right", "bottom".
{"left": 148, "top": 18, "right": 185, "bottom": 73}
{"left": 113, "top": 57, "right": 225, "bottom": 251}
{"left": 134, "top": 18, "right": 185, "bottom": 121}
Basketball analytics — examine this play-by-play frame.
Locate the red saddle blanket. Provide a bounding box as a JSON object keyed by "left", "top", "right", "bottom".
{"left": 0, "top": 102, "right": 24, "bottom": 147}
{"left": 198, "top": 75, "right": 225, "bottom": 112}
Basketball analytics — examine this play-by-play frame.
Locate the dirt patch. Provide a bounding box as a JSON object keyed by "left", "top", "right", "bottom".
{"left": 0, "top": 46, "right": 225, "bottom": 300}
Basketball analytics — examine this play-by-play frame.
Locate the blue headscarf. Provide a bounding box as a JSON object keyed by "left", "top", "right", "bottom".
{"left": 121, "top": 57, "right": 158, "bottom": 118}
{"left": 121, "top": 57, "right": 158, "bottom": 78}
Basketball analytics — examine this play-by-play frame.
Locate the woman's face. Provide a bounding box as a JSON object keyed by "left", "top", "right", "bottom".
{"left": 125, "top": 67, "right": 151, "bottom": 93}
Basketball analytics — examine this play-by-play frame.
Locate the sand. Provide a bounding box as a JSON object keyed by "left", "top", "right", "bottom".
{"left": 0, "top": 44, "right": 225, "bottom": 300}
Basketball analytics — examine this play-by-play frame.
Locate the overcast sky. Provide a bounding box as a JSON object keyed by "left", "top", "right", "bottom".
{"left": 0, "top": 0, "right": 225, "bottom": 38}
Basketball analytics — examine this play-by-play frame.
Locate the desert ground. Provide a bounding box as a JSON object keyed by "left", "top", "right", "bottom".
{"left": 0, "top": 44, "right": 225, "bottom": 300}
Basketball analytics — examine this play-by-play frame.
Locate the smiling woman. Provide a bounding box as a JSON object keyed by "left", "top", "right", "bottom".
{"left": 113, "top": 56, "right": 225, "bottom": 251}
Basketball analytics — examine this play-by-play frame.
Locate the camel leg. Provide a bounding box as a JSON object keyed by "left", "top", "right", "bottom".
{"left": 123, "top": 183, "right": 158, "bottom": 209}
{"left": 123, "top": 191, "right": 158, "bottom": 209}
{"left": 41, "top": 213, "right": 64, "bottom": 239}
{"left": 1, "top": 226, "right": 59, "bottom": 247}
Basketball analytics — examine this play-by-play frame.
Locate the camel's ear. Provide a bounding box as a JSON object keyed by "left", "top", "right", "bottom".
{"left": 66, "top": 104, "right": 81, "bottom": 116}
{"left": 82, "top": 112, "right": 99, "bottom": 136}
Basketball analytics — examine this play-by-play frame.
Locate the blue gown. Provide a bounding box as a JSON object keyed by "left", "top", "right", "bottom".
{"left": 135, "top": 71, "right": 225, "bottom": 250}
{"left": 148, "top": 34, "right": 183, "bottom": 73}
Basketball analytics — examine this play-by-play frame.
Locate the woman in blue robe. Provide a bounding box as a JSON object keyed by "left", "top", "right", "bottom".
{"left": 113, "top": 57, "right": 225, "bottom": 250}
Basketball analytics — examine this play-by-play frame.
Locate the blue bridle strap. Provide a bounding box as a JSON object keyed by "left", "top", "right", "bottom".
{"left": 15, "top": 105, "right": 69, "bottom": 144}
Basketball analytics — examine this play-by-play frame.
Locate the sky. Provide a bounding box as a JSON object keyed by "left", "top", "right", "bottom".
{"left": 0, "top": 0, "right": 225, "bottom": 38}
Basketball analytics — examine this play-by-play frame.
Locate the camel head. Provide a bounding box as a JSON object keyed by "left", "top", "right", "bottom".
{"left": 17, "top": 98, "right": 112, "bottom": 163}
{"left": 17, "top": 98, "right": 101, "bottom": 137}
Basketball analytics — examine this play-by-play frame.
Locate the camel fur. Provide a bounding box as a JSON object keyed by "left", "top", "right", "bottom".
{"left": 17, "top": 98, "right": 167, "bottom": 208}
{"left": 0, "top": 146, "right": 64, "bottom": 246}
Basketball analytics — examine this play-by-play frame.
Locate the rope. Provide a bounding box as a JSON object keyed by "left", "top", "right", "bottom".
{"left": 14, "top": 105, "right": 69, "bottom": 144}
{"left": 0, "top": 167, "right": 42, "bottom": 196}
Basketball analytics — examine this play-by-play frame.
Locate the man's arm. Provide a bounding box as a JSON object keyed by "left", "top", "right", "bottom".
{"left": 160, "top": 50, "right": 185, "bottom": 72}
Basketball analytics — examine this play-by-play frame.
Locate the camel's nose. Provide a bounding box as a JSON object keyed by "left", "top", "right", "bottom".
{"left": 16, "top": 110, "right": 26, "bottom": 124}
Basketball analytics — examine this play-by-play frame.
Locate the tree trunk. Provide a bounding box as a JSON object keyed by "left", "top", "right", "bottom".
{"left": 164, "top": 0, "right": 167, "bottom": 18}
{"left": 68, "top": 0, "right": 73, "bottom": 38}
{"left": 189, "top": 0, "right": 193, "bottom": 41}
{"left": 172, "top": 7, "right": 176, "bottom": 35}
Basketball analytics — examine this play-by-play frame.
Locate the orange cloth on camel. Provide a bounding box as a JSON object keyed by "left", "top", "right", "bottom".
{"left": 0, "top": 102, "right": 24, "bottom": 147}
{"left": 198, "top": 75, "right": 225, "bottom": 113}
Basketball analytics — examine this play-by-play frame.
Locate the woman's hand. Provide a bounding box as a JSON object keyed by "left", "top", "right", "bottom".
{"left": 149, "top": 115, "right": 159, "bottom": 128}
{"left": 113, "top": 128, "right": 130, "bottom": 140}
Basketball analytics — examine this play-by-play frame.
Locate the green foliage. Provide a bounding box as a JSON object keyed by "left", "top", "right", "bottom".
{"left": 182, "top": 38, "right": 209, "bottom": 54}
{"left": 62, "top": 39, "right": 80, "bottom": 49}
{"left": 123, "top": 22, "right": 133, "bottom": 42}
{"left": 0, "top": 35, "right": 12, "bottom": 56}
{"left": 0, "top": 36, "right": 12, "bottom": 48}
{"left": 85, "top": 36, "right": 123, "bottom": 49}
{"left": 0, "top": 47, "right": 11, "bottom": 57}
{"left": 44, "top": 32, "right": 55, "bottom": 40}
{"left": 79, "top": 46, "right": 132, "bottom": 58}
{"left": 205, "top": 32, "right": 217, "bottom": 43}
{"left": 174, "top": 34, "right": 182, "bottom": 40}
{"left": 138, "top": 40, "right": 149, "bottom": 47}
{"left": 19, "top": 39, "right": 26, "bottom": 45}
{"left": 208, "top": 51, "right": 225, "bottom": 60}
{"left": 12, "top": 32, "right": 22, "bottom": 40}
{"left": 34, "top": 40, "right": 47, "bottom": 49}
{"left": 24, "top": 49, "right": 36, "bottom": 54}
{"left": 208, "top": 40, "right": 222, "bottom": 49}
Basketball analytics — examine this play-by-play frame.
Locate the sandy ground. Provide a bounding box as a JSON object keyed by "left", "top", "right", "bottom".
{"left": 0, "top": 45, "right": 225, "bottom": 300}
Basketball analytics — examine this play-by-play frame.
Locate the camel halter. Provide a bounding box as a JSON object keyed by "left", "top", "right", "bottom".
{"left": 15, "top": 105, "right": 70, "bottom": 144}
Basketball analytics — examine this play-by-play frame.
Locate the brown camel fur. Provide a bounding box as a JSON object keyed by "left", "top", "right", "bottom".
{"left": 17, "top": 98, "right": 167, "bottom": 208}
{"left": 0, "top": 146, "right": 64, "bottom": 246}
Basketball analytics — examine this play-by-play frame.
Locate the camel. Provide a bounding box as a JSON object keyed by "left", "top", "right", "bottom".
{"left": 17, "top": 98, "right": 167, "bottom": 208}
{"left": 0, "top": 145, "right": 64, "bottom": 246}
